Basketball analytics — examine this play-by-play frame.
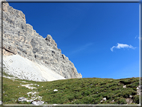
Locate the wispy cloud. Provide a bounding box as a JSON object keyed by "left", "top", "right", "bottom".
{"left": 71, "top": 43, "right": 93, "bottom": 54}
{"left": 110, "top": 43, "right": 136, "bottom": 52}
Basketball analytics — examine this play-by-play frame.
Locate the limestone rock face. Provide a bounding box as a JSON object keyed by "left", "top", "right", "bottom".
{"left": 2, "top": 2, "right": 82, "bottom": 79}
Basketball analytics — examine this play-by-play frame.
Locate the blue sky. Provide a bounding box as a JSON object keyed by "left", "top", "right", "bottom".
{"left": 8, "top": 2, "right": 139, "bottom": 79}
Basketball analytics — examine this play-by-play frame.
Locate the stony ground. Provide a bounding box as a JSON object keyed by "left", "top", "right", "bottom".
{"left": 3, "top": 54, "right": 65, "bottom": 81}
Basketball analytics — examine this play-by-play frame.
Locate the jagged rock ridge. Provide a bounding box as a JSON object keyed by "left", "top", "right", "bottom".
{"left": 2, "top": 2, "right": 82, "bottom": 79}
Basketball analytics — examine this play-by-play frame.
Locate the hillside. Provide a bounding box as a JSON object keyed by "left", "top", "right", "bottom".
{"left": 1, "top": 1, "right": 141, "bottom": 106}
{"left": 2, "top": 73, "right": 141, "bottom": 105}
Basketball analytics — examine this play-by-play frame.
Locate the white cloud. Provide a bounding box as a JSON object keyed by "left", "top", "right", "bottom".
{"left": 110, "top": 43, "right": 136, "bottom": 52}
{"left": 110, "top": 46, "right": 115, "bottom": 52}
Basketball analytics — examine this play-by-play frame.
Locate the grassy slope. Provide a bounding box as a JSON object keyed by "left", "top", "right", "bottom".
{"left": 2, "top": 76, "right": 140, "bottom": 104}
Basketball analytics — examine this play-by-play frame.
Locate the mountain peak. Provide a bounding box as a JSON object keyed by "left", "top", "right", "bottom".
{"left": 2, "top": 2, "right": 82, "bottom": 81}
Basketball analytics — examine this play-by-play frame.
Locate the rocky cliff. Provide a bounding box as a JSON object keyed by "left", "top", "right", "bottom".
{"left": 2, "top": 1, "right": 82, "bottom": 80}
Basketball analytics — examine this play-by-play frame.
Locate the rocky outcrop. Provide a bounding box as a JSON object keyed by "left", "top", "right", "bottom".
{"left": 2, "top": 2, "right": 82, "bottom": 79}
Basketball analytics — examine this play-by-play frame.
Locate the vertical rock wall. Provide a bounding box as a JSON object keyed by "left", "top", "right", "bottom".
{"left": 2, "top": 2, "right": 82, "bottom": 79}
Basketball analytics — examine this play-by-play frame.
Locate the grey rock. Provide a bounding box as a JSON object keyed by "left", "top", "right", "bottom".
{"left": 136, "top": 85, "right": 142, "bottom": 95}
{"left": 31, "top": 100, "right": 44, "bottom": 105}
{"left": 18, "top": 97, "right": 27, "bottom": 102}
{"left": 2, "top": 2, "right": 82, "bottom": 79}
{"left": 0, "top": 101, "right": 2, "bottom": 105}
{"left": 126, "top": 98, "right": 133, "bottom": 104}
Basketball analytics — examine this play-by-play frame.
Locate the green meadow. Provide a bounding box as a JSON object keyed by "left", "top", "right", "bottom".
{"left": 2, "top": 73, "right": 140, "bottom": 104}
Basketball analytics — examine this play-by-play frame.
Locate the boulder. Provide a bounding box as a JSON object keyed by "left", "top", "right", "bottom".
{"left": 31, "top": 100, "right": 44, "bottom": 105}
{"left": 18, "top": 97, "right": 27, "bottom": 102}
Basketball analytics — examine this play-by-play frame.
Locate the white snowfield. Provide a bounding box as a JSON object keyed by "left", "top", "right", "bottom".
{"left": 3, "top": 54, "right": 66, "bottom": 81}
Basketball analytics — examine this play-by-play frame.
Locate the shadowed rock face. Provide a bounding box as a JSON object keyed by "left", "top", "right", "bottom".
{"left": 2, "top": 2, "right": 82, "bottom": 79}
